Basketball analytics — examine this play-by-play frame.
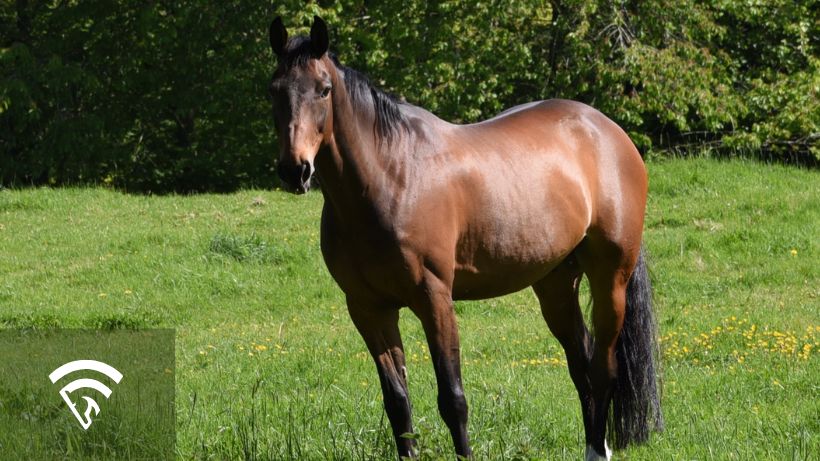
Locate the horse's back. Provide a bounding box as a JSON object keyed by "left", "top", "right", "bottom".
{"left": 501, "top": 99, "right": 647, "bottom": 245}
{"left": 455, "top": 98, "right": 645, "bottom": 208}
{"left": 463, "top": 98, "right": 647, "bottom": 231}
{"left": 433, "top": 99, "right": 647, "bottom": 298}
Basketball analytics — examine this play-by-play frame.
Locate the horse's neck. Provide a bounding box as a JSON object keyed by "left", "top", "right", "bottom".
{"left": 315, "top": 79, "right": 414, "bottom": 226}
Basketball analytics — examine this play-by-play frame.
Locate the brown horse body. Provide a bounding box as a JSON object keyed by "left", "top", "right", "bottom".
{"left": 320, "top": 97, "right": 647, "bottom": 302}
{"left": 269, "top": 17, "right": 662, "bottom": 460}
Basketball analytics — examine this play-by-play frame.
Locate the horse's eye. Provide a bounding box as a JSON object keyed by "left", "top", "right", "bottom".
{"left": 320, "top": 86, "right": 332, "bottom": 98}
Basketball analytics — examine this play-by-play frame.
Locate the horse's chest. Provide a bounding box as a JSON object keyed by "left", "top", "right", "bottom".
{"left": 320, "top": 216, "right": 408, "bottom": 301}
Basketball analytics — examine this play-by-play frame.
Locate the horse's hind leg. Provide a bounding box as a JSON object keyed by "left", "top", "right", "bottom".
{"left": 347, "top": 297, "right": 416, "bottom": 458}
{"left": 532, "top": 255, "right": 595, "bottom": 453}
{"left": 575, "top": 238, "right": 638, "bottom": 461}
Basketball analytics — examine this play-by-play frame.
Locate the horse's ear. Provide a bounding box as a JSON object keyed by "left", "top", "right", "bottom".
{"left": 269, "top": 16, "right": 287, "bottom": 58}
{"left": 310, "top": 16, "right": 329, "bottom": 58}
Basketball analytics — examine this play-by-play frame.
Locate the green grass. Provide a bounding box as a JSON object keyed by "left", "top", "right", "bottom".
{"left": 0, "top": 329, "right": 175, "bottom": 459}
{"left": 0, "top": 157, "right": 818, "bottom": 460}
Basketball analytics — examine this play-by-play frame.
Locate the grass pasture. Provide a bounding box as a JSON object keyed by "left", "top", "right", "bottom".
{"left": 0, "top": 157, "right": 818, "bottom": 460}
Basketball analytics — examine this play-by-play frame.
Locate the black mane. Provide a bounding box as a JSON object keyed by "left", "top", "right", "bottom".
{"left": 280, "top": 37, "right": 407, "bottom": 140}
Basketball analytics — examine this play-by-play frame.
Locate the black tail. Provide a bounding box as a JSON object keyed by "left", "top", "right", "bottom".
{"left": 610, "top": 246, "right": 664, "bottom": 449}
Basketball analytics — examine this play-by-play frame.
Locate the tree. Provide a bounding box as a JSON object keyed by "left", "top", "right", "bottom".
{"left": 1, "top": 0, "right": 816, "bottom": 192}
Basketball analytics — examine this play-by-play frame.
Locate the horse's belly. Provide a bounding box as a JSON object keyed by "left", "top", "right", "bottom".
{"left": 445, "top": 152, "right": 590, "bottom": 300}
{"left": 450, "top": 189, "right": 588, "bottom": 300}
{"left": 452, "top": 260, "right": 560, "bottom": 300}
{"left": 451, "top": 221, "right": 583, "bottom": 300}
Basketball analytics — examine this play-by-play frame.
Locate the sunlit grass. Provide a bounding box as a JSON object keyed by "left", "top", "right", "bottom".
{"left": 0, "top": 157, "right": 817, "bottom": 459}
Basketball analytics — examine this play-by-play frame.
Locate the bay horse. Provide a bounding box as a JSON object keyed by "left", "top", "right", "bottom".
{"left": 268, "top": 16, "right": 663, "bottom": 460}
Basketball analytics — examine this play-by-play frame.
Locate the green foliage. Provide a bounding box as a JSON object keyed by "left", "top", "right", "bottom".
{"left": 1, "top": 1, "right": 817, "bottom": 191}
{"left": 1, "top": 1, "right": 278, "bottom": 192}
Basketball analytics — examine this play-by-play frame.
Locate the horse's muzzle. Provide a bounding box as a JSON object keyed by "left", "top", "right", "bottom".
{"left": 277, "top": 160, "right": 312, "bottom": 194}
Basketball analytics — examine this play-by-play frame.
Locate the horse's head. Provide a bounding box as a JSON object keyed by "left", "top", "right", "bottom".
{"left": 268, "top": 16, "right": 334, "bottom": 194}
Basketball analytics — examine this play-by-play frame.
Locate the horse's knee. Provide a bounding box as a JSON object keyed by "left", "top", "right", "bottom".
{"left": 379, "top": 370, "right": 412, "bottom": 424}
{"left": 438, "top": 383, "right": 473, "bottom": 457}
{"left": 438, "top": 384, "right": 468, "bottom": 427}
{"left": 384, "top": 383, "right": 410, "bottom": 415}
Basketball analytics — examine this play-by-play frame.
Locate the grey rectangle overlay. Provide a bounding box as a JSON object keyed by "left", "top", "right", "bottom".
{"left": 0, "top": 329, "right": 175, "bottom": 460}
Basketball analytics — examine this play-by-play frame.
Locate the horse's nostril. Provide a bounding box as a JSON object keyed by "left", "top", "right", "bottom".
{"left": 300, "top": 162, "right": 311, "bottom": 183}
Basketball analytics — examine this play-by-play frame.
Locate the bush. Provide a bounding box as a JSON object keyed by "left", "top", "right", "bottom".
{"left": 1, "top": 1, "right": 816, "bottom": 192}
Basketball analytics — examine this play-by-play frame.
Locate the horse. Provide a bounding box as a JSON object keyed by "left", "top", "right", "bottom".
{"left": 267, "top": 16, "right": 663, "bottom": 460}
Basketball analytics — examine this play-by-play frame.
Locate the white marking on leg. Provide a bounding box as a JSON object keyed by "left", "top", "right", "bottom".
{"left": 585, "top": 442, "right": 612, "bottom": 461}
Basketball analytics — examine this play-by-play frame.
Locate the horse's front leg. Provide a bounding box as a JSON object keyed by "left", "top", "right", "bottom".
{"left": 410, "top": 272, "right": 472, "bottom": 458}
{"left": 347, "top": 296, "right": 416, "bottom": 459}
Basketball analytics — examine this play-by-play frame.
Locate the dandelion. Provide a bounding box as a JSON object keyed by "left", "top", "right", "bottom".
{"left": 790, "top": 248, "right": 798, "bottom": 256}
{"left": 124, "top": 289, "right": 132, "bottom": 295}
{"left": 798, "top": 343, "right": 812, "bottom": 360}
